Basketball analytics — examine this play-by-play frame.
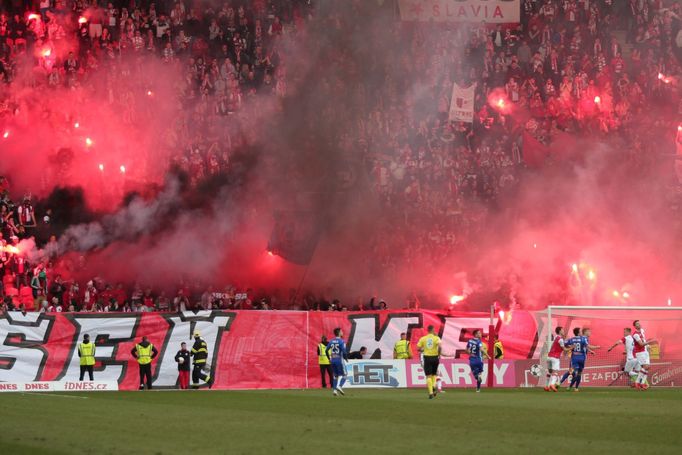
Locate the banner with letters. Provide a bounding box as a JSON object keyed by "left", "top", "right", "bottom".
{"left": 0, "top": 381, "right": 118, "bottom": 393}
{"left": 399, "top": 0, "right": 521, "bottom": 24}
{"left": 449, "top": 82, "right": 476, "bottom": 123}
{"left": 1, "top": 309, "right": 681, "bottom": 390}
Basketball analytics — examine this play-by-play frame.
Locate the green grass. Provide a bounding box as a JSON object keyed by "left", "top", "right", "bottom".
{"left": 1, "top": 388, "right": 681, "bottom": 454}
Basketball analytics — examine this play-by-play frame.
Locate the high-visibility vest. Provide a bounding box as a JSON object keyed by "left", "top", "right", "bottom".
{"left": 318, "top": 343, "right": 330, "bottom": 365}
{"left": 136, "top": 344, "right": 154, "bottom": 365}
{"left": 494, "top": 341, "right": 504, "bottom": 359}
{"left": 394, "top": 340, "right": 411, "bottom": 359}
{"left": 78, "top": 342, "right": 96, "bottom": 366}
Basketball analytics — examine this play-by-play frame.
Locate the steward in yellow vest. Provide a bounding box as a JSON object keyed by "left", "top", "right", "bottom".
{"left": 78, "top": 334, "right": 96, "bottom": 381}
{"left": 494, "top": 339, "right": 504, "bottom": 359}
{"left": 131, "top": 336, "right": 158, "bottom": 390}
{"left": 393, "top": 332, "right": 412, "bottom": 359}
{"left": 317, "top": 335, "right": 333, "bottom": 388}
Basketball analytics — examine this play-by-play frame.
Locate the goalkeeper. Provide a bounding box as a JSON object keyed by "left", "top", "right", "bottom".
{"left": 191, "top": 331, "right": 214, "bottom": 389}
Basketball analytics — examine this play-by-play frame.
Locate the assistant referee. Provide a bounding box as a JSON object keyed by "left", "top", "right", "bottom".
{"left": 417, "top": 325, "right": 441, "bottom": 399}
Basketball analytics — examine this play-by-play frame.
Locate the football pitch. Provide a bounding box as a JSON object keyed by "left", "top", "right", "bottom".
{"left": 1, "top": 388, "right": 681, "bottom": 454}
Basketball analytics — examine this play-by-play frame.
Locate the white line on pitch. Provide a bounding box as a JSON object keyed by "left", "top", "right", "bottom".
{"left": 18, "top": 392, "right": 89, "bottom": 399}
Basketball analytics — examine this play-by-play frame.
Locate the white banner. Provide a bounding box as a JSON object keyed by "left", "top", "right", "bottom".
{"left": 449, "top": 82, "right": 476, "bottom": 123}
{"left": 343, "top": 360, "right": 408, "bottom": 388}
{"left": 399, "top": 0, "right": 520, "bottom": 23}
{"left": 0, "top": 381, "right": 119, "bottom": 393}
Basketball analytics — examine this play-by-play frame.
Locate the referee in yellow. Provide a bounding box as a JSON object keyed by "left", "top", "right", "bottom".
{"left": 393, "top": 332, "right": 412, "bottom": 359}
{"left": 417, "top": 325, "right": 441, "bottom": 399}
{"left": 78, "top": 334, "right": 96, "bottom": 381}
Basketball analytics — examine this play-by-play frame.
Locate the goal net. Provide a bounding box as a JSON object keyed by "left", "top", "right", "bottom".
{"left": 527, "top": 306, "right": 682, "bottom": 388}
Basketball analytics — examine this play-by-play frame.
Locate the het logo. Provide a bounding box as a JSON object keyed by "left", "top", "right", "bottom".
{"left": 347, "top": 362, "right": 400, "bottom": 387}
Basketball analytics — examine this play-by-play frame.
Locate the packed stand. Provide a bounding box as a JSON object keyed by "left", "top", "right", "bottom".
{"left": 1, "top": 1, "right": 681, "bottom": 312}
{"left": 360, "top": 0, "right": 681, "bottom": 276}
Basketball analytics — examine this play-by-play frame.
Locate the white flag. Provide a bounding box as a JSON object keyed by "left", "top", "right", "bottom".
{"left": 449, "top": 82, "right": 476, "bottom": 123}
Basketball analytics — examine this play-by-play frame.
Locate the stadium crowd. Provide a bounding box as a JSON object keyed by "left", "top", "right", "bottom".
{"left": 1, "top": 1, "right": 681, "bottom": 313}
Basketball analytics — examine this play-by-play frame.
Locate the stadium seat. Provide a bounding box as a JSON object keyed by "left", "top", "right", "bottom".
{"left": 2, "top": 274, "right": 14, "bottom": 287}
{"left": 5, "top": 286, "right": 18, "bottom": 297}
{"left": 19, "top": 286, "right": 33, "bottom": 298}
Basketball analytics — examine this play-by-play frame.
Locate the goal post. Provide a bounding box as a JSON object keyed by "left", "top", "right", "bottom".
{"left": 527, "top": 306, "right": 682, "bottom": 387}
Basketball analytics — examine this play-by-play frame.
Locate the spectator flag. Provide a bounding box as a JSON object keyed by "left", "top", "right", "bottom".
{"left": 675, "top": 123, "right": 682, "bottom": 185}
{"left": 522, "top": 132, "right": 549, "bottom": 169}
{"left": 449, "top": 82, "right": 476, "bottom": 123}
{"left": 267, "top": 211, "right": 321, "bottom": 265}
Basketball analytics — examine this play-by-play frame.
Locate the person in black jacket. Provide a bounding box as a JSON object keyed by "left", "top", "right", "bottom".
{"left": 190, "top": 331, "right": 214, "bottom": 388}
{"left": 348, "top": 347, "right": 367, "bottom": 359}
{"left": 174, "top": 342, "right": 191, "bottom": 389}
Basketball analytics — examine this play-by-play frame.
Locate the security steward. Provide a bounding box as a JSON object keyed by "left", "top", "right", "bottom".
{"left": 190, "top": 331, "right": 214, "bottom": 388}
{"left": 393, "top": 332, "right": 412, "bottom": 359}
{"left": 78, "top": 334, "right": 96, "bottom": 381}
{"left": 494, "top": 338, "right": 504, "bottom": 360}
{"left": 131, "top": 336, "right": 159, "bottom": 390}
{"left": 317, "top": 335, "right": 333, "bottom": 388}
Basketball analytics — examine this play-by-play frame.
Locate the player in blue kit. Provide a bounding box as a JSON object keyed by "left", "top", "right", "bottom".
{"left": 565, "top": 327, "right": 599, "bottom": 392}
{"left": 558, "top": 327, "right": 581, "bottom": 387}
{"left": 326, "top": 327, "right": 349, "bottom": 396}
{"left": 466, "top": 329, "right": 490, "bottom": 392}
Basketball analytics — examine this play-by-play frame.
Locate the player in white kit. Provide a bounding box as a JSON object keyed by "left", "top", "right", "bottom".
{"left": 607, "top": 327, "right": 638, "bottom": 386}
{"left": 545, "top": 326, "right": 568, "bottom": 392}
{"left": 632, "top": 320, "right": 656, "bottom": 390}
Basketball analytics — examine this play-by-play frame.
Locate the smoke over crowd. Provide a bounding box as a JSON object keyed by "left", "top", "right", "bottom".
{"left": 1, "top": 1, "right": 681, "bottom": 311}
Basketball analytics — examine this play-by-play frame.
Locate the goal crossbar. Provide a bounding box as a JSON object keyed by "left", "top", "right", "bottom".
{"left": 545, "top": 306, "right": 680, "bottom": 343}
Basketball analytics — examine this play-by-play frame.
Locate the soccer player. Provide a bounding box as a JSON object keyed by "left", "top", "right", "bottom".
{"left": 326, "top": 327, "right": 348, "bottom": 396}
{"left": 632, "top": 320, "right": 656, "bottom": 390}
{"left": 417, "top": 325, "right": 441, "bottom": 399}
{"left": 466, "top": 329, "right": 489, "bottom": 392}
{"left": 607, "top": 327, "right": 638, "bottom": 387}
{"left": 558, "top": 327, "right": 581, "bottom": 387}
{"left": 566, "top": 327, "right": 599, "bottom": 391}
{"left": 545, "top": 326, "right": 567, "bottom": 392}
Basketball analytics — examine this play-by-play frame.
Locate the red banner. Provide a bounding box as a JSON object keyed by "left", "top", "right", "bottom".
{"left": 0, "top": 310, "right": 679, "bottom": 389}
